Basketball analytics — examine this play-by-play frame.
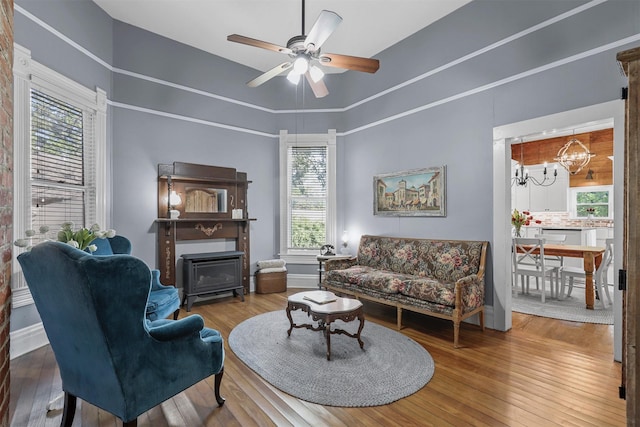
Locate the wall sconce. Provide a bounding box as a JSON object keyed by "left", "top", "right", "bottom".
{"left": 341, "top": 230, "right": 349, "bottom": 254}
{"left": 169, "top": 190, "right": 182, "bottom": 219}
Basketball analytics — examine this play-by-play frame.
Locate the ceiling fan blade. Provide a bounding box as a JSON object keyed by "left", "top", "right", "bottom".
{"left": 304, "top": 10, "right": 342, "bottom": 52}
{"left": 247, "top": 62, "right": 293, "bottom": 87}
{"left": 305, "top": 72, "right": 329, "bottom": 98}
{"left": 319, "top": 53, "right": 380, "bottom": 73}
{"left": 227, "top": 34, "right": 292, "bottom": 55}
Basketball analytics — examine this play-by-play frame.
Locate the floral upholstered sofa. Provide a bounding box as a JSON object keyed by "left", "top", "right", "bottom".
{"left": 322, "top": 235, "right": 488, "bottom": 348}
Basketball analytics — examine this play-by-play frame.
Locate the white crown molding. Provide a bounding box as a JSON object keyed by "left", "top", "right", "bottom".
{"left": 15, "top": 0, "right": 620, "bottom": 118}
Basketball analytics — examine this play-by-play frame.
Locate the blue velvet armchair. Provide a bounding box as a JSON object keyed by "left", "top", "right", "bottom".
{"left": 92, "top": 235, "right": 181, "bottom": 320}
{"left": 18, "top": 241, "right": 225, "bottom": 427}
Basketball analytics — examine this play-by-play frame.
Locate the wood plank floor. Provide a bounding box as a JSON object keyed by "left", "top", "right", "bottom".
{"left": 9, "top": 288, "right": 625, "bottom": 426}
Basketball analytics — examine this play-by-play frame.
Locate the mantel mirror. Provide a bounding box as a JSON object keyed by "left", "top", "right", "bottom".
{"left": 185, "top": 187, "right": 228, "bottom": 213}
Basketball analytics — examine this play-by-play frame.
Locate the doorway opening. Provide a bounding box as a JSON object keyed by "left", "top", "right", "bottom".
{"left": 492, "top": 100, "right": 625, "bottom": 361}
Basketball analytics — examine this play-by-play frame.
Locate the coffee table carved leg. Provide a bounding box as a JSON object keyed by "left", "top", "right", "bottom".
{"left": 356, "top": 313, "right": 365, "bottom": 349}
{"left": 325, "top": 323, "right": 331, "bottom": 360}
{"left": 286, "top": 304, "right": 294, "bottom": 336}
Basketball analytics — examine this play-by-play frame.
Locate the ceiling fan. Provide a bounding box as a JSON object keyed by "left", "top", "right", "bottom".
{"left": 227, "top": 0, "right": 380, "bottom": 98}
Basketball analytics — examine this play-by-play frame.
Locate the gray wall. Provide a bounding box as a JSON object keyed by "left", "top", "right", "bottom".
{"left": 11, "top": 0, "right": 640, "bottom": 331}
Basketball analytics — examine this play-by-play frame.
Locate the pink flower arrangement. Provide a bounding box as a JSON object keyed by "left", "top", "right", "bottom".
{"left": 511, "top": 209, "right": 542, "bottom": 237}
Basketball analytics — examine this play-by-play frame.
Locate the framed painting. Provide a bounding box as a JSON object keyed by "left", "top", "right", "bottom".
{"left": 373, "top": 166, "right": 446, "bottom": 217}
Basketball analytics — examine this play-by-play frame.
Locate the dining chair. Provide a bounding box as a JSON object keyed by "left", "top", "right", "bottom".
{"left": 534, "top": 233, "right": 566, "bottom": 288}
{"left": 512, "top": 237, "right": 559, "bottom": 303}
{"left": 560, "top": 238, "right": 613, "bottom": 308}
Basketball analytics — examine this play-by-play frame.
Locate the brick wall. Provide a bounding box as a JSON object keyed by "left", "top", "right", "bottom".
{"left": 0, "top": 0, "right": 12, "bottom": 425}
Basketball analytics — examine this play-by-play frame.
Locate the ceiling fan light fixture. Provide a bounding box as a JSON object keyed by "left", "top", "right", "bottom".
{"left": 293, "top": 55, "right": 309, "bottom": 74}
{"left": 309, "top": 65, "right": 324, "bottom": 83}
{"left": 227, "top": 2, "right": 379, "bottom": 98}
{"left": 286, "top": 71, "right": 301, "bottom": 85}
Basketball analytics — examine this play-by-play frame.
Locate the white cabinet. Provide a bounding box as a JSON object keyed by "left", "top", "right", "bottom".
{"left": 511, "top": 181, "right": 529, "bottom": 212}
{"left": 522, "top": 226, "right": 541, "bottom": 238}
{"left": 528, "top": 164, "right": 569, "bottom": 212}
{"left": 595, "top": 227, "right": 614, "bottom": 247}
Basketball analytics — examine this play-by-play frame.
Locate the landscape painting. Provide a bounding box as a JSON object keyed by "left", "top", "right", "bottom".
{"left": 373, "top": 166, "right": 446, "bottom": 217}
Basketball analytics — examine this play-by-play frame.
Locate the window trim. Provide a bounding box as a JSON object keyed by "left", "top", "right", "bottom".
{"left": 12, "top": 44, "right": 107, "bottom": 308}
{"left": 568, "top": 184, "right": 614, "bottom": 219}
{"left": 279, "top": 129, "right": 336, "bottom": 265}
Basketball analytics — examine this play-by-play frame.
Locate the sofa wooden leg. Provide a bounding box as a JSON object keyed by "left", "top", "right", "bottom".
{"left": 123, "top": 419, "right": 137, "bottom": 427}
{"left": 453, "top": 321, "right": 460, "bottom": 348}
{"left": 397, "top": 306, "right": 402, "bottom": 330}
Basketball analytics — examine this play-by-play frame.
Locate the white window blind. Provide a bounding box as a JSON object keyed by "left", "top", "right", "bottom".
{"left": 287, "top": 145, "right": 328, "bottom": 250}
{"left": 30, "top": 89, "right": 89, "bottom": 230}
{"left": 12, "top": 45, "right": 107, "bottom": 306}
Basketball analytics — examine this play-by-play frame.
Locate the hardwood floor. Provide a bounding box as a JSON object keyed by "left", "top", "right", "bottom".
{"left": 10, "top": 288, "right": 625, "bottom": 426}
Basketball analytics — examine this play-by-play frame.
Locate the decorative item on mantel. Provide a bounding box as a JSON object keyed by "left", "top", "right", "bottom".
{"left": 511, "top": 209, "right": 541, "bottom": 237}
{"left": 169, "top": 190, "right": 182, "bottom": 219}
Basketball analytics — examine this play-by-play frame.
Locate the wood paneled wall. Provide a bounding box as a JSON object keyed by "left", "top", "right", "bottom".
{"left": 511, "top": 128, "right": 613, "bottom": 187}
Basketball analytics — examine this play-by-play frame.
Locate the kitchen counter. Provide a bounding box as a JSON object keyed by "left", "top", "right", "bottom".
{"left": 538, "top": 226, "right": 598, "bottom": 230}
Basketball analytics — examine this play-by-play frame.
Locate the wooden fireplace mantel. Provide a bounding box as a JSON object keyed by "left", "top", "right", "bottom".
{"left": 156, "top": 162, "right": 255, "bottom": 294}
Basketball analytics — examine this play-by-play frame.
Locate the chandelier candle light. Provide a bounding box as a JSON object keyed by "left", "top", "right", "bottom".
{"left": 554, "top": 137, "right": 595, "bottom": 175}
{"left": 513, "top": 161, "right": 558, "bottom": 187}
{"left": 512, "top": 143, "right": 557, "bottom": 187}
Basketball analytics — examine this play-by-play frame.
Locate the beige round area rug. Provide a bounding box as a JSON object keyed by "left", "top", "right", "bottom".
{"left": 228, "top": 310, "right": 434, "bottom": 407}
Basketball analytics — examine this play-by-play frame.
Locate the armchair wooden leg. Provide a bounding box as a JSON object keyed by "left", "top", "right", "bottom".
{"left": 172, "top": 308, "right": 180, "bottom": 320}
{"left": 214, "top": 368, "right": 225, "bottom": 406}
{"left": 60, "top": 392, "right": 77, "bottom": 427}
{"left": 123, "top": 419, "right": 137, "bottom": 427}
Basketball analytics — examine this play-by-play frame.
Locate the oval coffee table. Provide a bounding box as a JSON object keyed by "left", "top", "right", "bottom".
{"left": 286, "top": 290, "right": 365, "bottom": 360}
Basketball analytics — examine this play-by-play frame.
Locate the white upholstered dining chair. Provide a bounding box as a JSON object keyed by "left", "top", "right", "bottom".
{"left": 560, "top": 238, "right": 613, "bottom": 308}
{"left": 512, "top": 237, "right": 559, "bottom": 303}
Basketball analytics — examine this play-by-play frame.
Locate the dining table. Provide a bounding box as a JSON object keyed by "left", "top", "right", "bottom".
{"left": 517, "top": 243, "right": 605, "bottom": 309}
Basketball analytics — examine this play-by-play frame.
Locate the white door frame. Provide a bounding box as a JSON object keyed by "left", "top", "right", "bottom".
{"left": 492, "top": 99, "right": 625, "bottom": 361}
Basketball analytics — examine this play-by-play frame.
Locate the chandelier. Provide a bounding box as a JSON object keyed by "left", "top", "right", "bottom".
{"left": 554, "top": 138, "right": 595, "bottom": 175}
{"left": 512, "top": 144, "right": 558, "bottom": 187}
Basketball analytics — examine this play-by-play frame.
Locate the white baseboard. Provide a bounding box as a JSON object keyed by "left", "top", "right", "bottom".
{"left": 10, "top": 322, "right": 48, "bottom": 360}
{"left": 285, "top": 273, "right": 319, "bottom": 289}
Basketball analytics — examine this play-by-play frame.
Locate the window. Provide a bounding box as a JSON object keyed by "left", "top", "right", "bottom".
{"left": 30, "top": 89, "right": 89, "bottom": 229}
{"left": 12, "top": 45, "right": 107, "bottom": 306}
{"left": 279, "top": 130, "right": 336, "bottom": 263}
{"left": 569, "top": 185, "right": 613, "bottom": 219}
